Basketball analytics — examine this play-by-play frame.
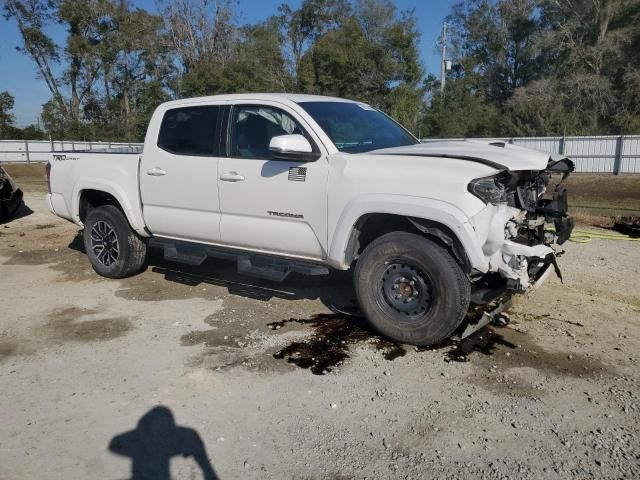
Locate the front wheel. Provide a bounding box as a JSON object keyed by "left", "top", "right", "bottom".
{"left": 354, "top": 232, "right": 470, "bottom": 346}
{"left": 83, "top": 205, "right": 147, "bottom": 279}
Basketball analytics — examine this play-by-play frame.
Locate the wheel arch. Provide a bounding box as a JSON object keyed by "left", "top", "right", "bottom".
{"left": 328, "top": 195, "right": 488, "bottom": 272}
{"left": 71, "top": 181, "right": 149, "bottom": 237}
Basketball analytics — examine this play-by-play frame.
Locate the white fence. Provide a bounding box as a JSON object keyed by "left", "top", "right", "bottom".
{"left": 0, "top": 140, "right": 144, "bottom": 164}
{"left": 1, "top": 135, "right": 640, "bottom": 174}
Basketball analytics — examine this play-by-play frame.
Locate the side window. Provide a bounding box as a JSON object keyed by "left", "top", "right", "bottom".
{"left": 157, "top": 106, "right": 220, "bottom": 156}
{"left": 230, "top": 106, "right": 307, "bottom": 159}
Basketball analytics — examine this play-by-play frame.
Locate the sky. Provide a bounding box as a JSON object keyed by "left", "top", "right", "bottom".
{"left": 0, "top": 0, "right": 454, "bottom": 126}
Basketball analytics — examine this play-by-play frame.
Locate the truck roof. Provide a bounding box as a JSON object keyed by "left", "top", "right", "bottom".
{"left": 159, "top": 93, "right": 359, "bottom": 109}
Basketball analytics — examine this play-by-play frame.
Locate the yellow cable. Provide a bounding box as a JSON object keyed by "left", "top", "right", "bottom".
{"left": 568, "top": 229, "right": 640, "bottom": 243}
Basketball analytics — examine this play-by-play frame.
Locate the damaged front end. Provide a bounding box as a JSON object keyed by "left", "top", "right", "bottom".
{"left": 468, "top": 156, "right": 575, "bottom": 303}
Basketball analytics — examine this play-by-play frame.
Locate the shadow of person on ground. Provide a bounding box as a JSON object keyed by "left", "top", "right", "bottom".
{"left": 109, "top": 406, "right": 218, "bottom": 480}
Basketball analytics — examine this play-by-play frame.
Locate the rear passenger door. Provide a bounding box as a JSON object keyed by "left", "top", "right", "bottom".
{"left": 140, "top": 104, "right": 224, "bottom": 243}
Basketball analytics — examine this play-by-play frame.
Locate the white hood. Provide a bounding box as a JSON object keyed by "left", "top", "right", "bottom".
{"left": 371, "top": 139, "right": 556, "bottom": 171}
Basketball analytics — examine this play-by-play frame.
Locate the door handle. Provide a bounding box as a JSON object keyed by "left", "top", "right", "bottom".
{"left": 220, "top": 171, "right": 245, "bottom": 182}
{"left": 146, "top": 167, "right": 167, "bottom": 176}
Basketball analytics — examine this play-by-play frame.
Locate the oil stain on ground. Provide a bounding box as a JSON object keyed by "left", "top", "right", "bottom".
{"left": 46, "top": 307, "right": 132, "bottom": 343}
{"left": 270, "top": 314, "right": 406, "bottom": 375}
{"left": 0, "top": 340, "right": 19, "bottom": 361}
{"left": 268, "top": 313, "right": 613, "bottom": 382}
{"left": 2, "top": 246, "right": 99, "bottom": 283}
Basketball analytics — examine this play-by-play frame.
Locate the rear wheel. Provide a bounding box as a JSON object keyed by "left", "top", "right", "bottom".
{"left": 83, "top": 205, "right": 147, "bottom": 279}
{"left": 354, "top": 232, "right": 470, "bottom": 346}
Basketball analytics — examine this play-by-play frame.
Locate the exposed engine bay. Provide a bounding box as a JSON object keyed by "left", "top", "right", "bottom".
{"left": 469, "top": 156, "right": 575, "bottom": 299}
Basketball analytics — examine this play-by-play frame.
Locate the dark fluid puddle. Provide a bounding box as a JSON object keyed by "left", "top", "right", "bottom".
{"left": 444, "top": 328, "right": 517, "bottom": 363}
{"left": 270, "top": 314, "right": 406, "bottom": 375}
{"left": 266, "top": 307, "right": 609, "bottom": 380}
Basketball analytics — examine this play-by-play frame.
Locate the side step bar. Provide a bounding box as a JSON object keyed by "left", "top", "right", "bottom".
{"left": 150, "top": 239, "right": 328, "bottom": 282}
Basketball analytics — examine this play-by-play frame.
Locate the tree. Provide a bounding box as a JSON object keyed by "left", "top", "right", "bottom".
{"left": 0, "top": 92, "right": 17, "bottom": 139}
{"left": 180, "top": 17, "right": 291, "bottom": 96}
{"left": 446, "top": 0, "right": 544, "bottom": 103}
{"left": 278, "top": 0, "right": 351, "bottom": 87}
{"left": 297, "top": 0, "right": 424, "bottom": 131}
{"left": 422, "top": 65, "right": 504, "bottom": 137}
{"left": 161, "top": 0, "right": 239, "bottom": 73}
{"left": 97, "top": 1, "right": 169, "bottom": 141}
{"left": 4, "top": 0, "right": 109, "bottom": 135}
{"left": 538, "top": 0, "right": 640, "bottom": 133}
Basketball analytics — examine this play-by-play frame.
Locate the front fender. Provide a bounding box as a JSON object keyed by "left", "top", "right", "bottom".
{"left": 328, "top": 193, "right": 488, "bottom": 271}
{"left": 71, "top": 179, "right": 149, "bottom": 237}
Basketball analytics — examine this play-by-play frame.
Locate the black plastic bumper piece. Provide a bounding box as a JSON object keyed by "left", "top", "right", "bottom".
{"left": 554, "top": 216, "right": 574, "bottom": 245}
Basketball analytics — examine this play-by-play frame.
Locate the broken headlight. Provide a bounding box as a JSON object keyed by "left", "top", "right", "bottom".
{"left": 468, "top": 174, "right": 508, "bottom": 204}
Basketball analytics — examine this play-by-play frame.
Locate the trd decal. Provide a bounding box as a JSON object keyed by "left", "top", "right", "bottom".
{"left": 52, "top": 154, "right": 79, "bottom": 161}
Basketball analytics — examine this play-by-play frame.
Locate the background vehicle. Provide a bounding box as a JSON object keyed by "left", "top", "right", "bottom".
{"left": 46, "top": 93, "right": 574, "bottom": 346}
{"left": 0, "top": 165, "right": 24, "bottom": 223}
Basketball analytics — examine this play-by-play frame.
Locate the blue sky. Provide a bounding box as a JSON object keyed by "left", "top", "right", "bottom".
{"left": 0, "top": 0, "right": 453, "bottom": 125}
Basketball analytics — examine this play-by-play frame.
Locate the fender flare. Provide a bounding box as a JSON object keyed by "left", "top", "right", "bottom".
{"left": 328, "top": 194, "right": 489, "bottom": 272}
{"left": 71, "top": 179, "right": 149, "bottom": 237}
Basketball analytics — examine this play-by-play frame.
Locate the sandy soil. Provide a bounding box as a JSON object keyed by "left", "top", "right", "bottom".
{"left": 1, "top": 189, "right": 639, "bottom": 479}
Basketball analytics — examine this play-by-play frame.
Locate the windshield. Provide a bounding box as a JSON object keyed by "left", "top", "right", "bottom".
{"left": 298, "top": 101, "right": 419, "bottom": 153}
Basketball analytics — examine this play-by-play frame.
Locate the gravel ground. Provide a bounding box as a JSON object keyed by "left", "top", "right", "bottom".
{"left": 1, "top": 191, "right": 639, "bottom": 480}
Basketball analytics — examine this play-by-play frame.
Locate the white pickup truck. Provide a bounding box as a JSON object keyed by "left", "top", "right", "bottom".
{"left": 46, "top": 93, "right": 574, "bottom": 345}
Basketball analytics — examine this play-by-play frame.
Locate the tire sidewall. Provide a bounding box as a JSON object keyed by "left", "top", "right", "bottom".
{"left": 354, "top": 232, "right": 470, "bottom": 346}
{"left": 83, "top": 205, "right": 139, "bottom": 278}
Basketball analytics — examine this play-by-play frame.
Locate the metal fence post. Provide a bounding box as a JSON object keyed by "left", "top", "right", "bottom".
{"left": 24, "top": 139, "right": 30, "bottom": 163}
{"left": 558, "top": 135, "right": 565, "bottom": 155}
{"left": 613, "top": 135, "right": 624, "bottom": 175}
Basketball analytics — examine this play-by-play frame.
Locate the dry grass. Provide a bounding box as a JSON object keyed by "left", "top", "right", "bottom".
{"left": 565, "top": 175, "right": 640, "bottom": 226}
{"left": 2, "top": 163, "right": 48, "bottom": 193}
{"left": 3, "top": 162, "right": 639, "bottom": 226}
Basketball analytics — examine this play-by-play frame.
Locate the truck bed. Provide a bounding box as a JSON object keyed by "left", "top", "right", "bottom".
{"left": 47, "top": 150, "right": 145, "bottom": 235}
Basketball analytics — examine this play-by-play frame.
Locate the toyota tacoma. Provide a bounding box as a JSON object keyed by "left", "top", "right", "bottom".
{"left": 46, "top": 93, "right": 574, "bottom": 346}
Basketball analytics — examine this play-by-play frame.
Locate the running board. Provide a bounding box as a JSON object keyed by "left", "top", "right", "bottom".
{"left": 151, "top": 239, "right": 328, "bottom": 282}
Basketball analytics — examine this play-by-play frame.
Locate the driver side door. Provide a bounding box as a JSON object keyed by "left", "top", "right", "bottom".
{"left": 218, "top": 103, "right": 328, "bottom": 260}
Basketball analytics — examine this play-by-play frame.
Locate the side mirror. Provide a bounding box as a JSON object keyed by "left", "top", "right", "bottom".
{"left": 269, "top": 134, "right": 320, "bottom": 162}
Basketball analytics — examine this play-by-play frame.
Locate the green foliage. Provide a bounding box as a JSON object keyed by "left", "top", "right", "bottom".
{"left": 0, "top": 91, "right": 16, "bottom": 138}
{"left": 297, "top": 0, "right": 424, "bottom": 131}
{"left": 423, "top": 0, "right": 640, "bottom": 138}
{"left": 181, "top": 18, "right": 291, "bottom": 96}
{"left": 0, "top": 91, "right": 46, "bottom": 140}
{"left": 4, "top": 0, "right": 640, "bottom": 141}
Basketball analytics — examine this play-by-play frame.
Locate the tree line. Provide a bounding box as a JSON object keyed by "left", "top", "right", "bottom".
{"left": 1, "top": 0, "right": 639, "bottom": 142}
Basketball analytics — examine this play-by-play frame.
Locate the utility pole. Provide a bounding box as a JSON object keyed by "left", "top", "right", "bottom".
{"left": 440, "top": 22, "right": 447, "bottom": 93}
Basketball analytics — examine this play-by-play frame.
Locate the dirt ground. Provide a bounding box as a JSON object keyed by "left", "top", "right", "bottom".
{"left": 1, "top": 171, "right": 640, "bottom": 479}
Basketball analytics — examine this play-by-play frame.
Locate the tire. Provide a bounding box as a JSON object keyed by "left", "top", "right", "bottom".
{"left": 354, "top": 232, "right": 470, "bottom": 346}
{"left": 83, "top": 205, "right": 147, "bottom": 279}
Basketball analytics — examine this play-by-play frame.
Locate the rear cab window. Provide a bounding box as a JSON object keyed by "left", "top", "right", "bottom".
{"left": 157, "top": 106, "right": 221, "bottom": 156}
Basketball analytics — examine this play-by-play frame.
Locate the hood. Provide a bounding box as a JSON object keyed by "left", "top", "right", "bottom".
{"left": 369, "top": 140, "right": 560, "bottom": 172}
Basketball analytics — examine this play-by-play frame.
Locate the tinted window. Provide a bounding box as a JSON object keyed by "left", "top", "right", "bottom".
{"left": 231, "top": 106, "right": 307, "bottom": 159}
{"left": 298, "top": 101, "right": 418, "bottom": 153}
{"left": 158, "top": 106, "right": 220, "bottom": 156}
